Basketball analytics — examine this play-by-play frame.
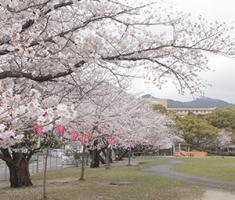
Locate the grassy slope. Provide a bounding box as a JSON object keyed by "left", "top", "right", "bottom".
{"left": 0, "top": 157, "right": 202, "bottom": 200}
{"left": 174, "top": 157, "right": 235, "bottom": 182}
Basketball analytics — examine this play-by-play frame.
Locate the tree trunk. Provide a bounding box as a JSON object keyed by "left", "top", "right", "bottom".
{"left": 43, "top": 148, "right": 49, "bottom": 200}
{"left": 127, "top": 148, "right": 131, "bottom": 166}
{"left": 98, "top": 153, "right": 105, "bottom": 164}
{"left": 105, "top": 147, "right": 110, "bottom": 169}
{"left": 117, "top": 149, "right": 128, "bottom": 161}
{"left": 90, "top": 139, "right": 99, "bottom": 168}
{"left": 90, "top": 149, "right": 100, "bottom": 168}
{"left": 80, "top": 145, "right": 86, "bottom": 180}
{"left": 109, "top": 148, "right": 113, "bottom": 163}
{"left": 8, "top": 157, "right": 33, "bottom": 188}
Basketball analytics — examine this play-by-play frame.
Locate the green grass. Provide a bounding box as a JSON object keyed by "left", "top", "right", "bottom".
{"left": 0, "top": 157, "right": 203, "bottom": 200}
{"left": 174, "top": 156, "right": 235, "bottom": 182}
{"left": 134, "top": 156, "right": 169, "bottom": 167}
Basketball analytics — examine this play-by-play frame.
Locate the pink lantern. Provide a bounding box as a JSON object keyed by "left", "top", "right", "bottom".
{"left": 108, "top": 138, "right": 115, "bottom": 145}
{"left": 55, "top": 125, "right": 65, "bottom": 137}
{"left": 71, "top": 131, "right": 78, "bottom": 141}
{"left": 34, "top": 126, "right": 43, "bottom": 136}
{"left": 87, "top": 133, "right": 93, "bottom": 140}
{"left": 79, "top": 136, "right": 86, "bottom": 144}
{"left": 34, "top": 125, "right": 43, "bottom": 147}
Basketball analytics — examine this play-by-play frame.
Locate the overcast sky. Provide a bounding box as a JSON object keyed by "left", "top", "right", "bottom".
{"left": 130, "top": 0, "right": 235, "bottom": 104}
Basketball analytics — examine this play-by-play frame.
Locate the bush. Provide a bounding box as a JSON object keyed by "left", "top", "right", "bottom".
{"left": 208, "top": 151, "right": 235, "bottom": 156}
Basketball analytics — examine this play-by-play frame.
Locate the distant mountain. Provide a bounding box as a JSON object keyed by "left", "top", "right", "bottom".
{"left": 167, "top": 97, "right": 234, "bottom": 108}
{"left": 142, "top": 94, "right": 156, "bottom": 99}
{"left": 142, "top": 95, "right": 234, "bottom": 108}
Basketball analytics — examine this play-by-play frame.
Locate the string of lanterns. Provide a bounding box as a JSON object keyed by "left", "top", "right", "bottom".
{"left": 34, "top": 124, "right": 115, "bottom": 146}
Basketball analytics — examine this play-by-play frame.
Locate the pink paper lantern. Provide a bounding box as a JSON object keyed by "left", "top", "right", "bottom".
{"left": 71, "top": 131, "right": 78, "bottom": 141}
{"left": 55, "top": 125, "right": 65, "bottom": 137}
{"left": 34, "top": 126, "right": 43, "bottom": 136}
{"left": 108, "top": 138, "right": 115, "bottom": 145}
{"left": 87, "top": 133, "right": 93, "bottom": 140}
{"left": 79, "top": 136, "right": 85, "bottom": 144}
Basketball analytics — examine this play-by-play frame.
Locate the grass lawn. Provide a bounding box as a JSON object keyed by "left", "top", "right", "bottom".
{"left": 0, "top": 157, "right": 203, "bottom": 200}
{"left": 174, "top": 156, "right": 235, "bottom": 182}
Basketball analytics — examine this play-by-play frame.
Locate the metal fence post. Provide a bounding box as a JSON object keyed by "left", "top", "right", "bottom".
{"left": 36, "top": 154, "right": 39, "bottom": 173}
{"left": 56, "top": 152, "right": 58, "bottom": 169}
{"left": 86, "top": 153, "right": 89, "bottom": 166}
{"left": 31, "top": 161, "right": 34, "bottom": 174}
{"left": 49, "top": 152, "right": 52, "bottom": 169}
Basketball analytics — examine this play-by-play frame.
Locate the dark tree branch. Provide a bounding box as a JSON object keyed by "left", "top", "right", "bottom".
{"left": 0, "top": 70, "right": 72, "bottom": 82}
{"left": 27, "top": 148, "right": 41, "bottom": 161}
{"left": 0, "top": 149, "right": 13, "bottom": 164}
{"left": 102, "top": 44, "right": 171, "bottom": 60}
{"left": 21, "top": 19, "right": 35, "bottom": 33}
{"left": 0, "top": 153, "right": 4, "bottom": 160}
{"left": 0, "top": 49, "right": 11, "bottom": 55}
{"left": 0, "top": 60, "right": 85, "bottom": 82}
{"left": 44, "top": 1, "right": 75, "bottom": 15}
{"left": 6, "top": 0, "right": 52, "bottom": 13}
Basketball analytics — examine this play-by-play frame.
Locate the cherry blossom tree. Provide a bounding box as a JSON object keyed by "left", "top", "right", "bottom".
{"left": 0, "top": 82, "right": 45, "bottom": 187}
{"left": 0, "top": 0, "right": 234, "bottom": 92}
{"left": 0, "top": 76, "right": 175, "bottom": 188}
{"left": 0, "top": 78, "right": 77, "bottom": 187}
{"left": 217, "top": 129, "right": 232, "bottom": 150}
{"left": 69, "top": 83, "right": 175, "bottom": 167}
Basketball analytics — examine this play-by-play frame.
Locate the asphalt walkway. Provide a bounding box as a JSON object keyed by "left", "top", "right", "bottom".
{"left": 144, "top": 159, "right": 235, "bottom": 190}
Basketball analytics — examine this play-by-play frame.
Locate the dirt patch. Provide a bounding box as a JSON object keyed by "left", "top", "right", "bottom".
{"left": 223, "top": 163, "right": 235, "bottom": 168}
{"left": 138, "top": 161, "right": 147, "bottom": 165}
{"left": 200, "top": 190, "right": 235, "bottom": 200}
{"left": 110, "top": 181, "right": 132, "bottom": 185}
{"left": 47, "top": 177, "right": 78, "bottom": 184}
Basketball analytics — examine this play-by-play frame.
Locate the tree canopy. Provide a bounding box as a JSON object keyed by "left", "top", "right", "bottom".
{"left": 0, "top": 0, "right": 234, "bottom": 92}
{"left": 175, "top": 113, "right": 218, "bottom": 150}
{"left": 206, "top": 107, "right": 235, "bottom": 131}
{"left": 152, "top": 104, "right": 167, "bottom": 114}
{"left": 205, "top": 107, "right": 235, "bottom": 143}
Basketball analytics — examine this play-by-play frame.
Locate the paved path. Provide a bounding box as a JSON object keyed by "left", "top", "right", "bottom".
{"left": 144, "top": 159, "right": 235, "bottom": 190}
